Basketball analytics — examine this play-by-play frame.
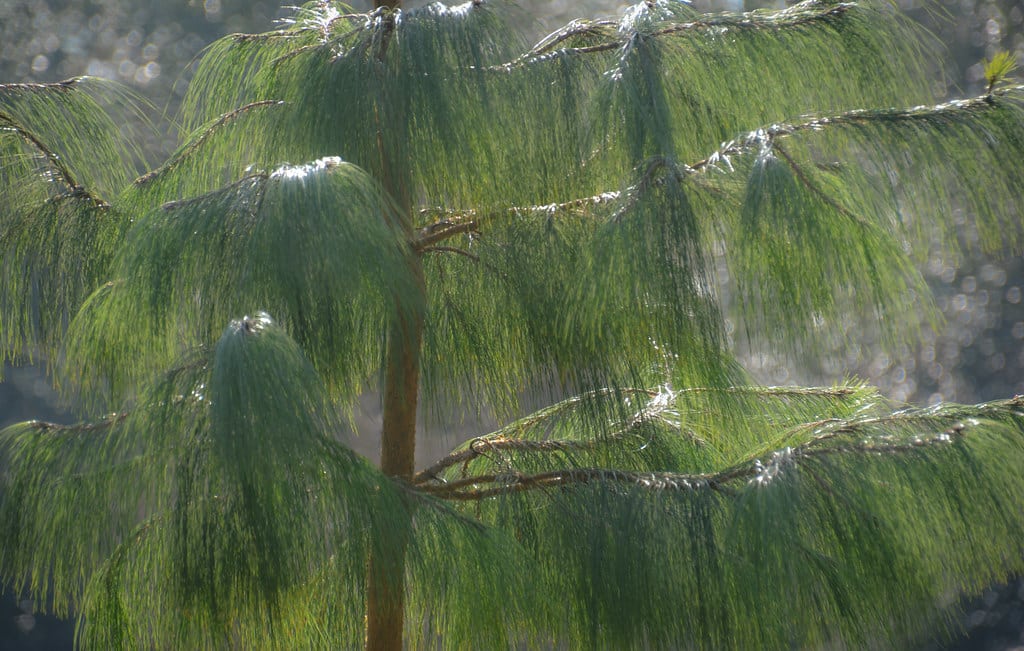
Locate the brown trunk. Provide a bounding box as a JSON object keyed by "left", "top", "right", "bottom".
{"left": 365, "top": 16, "right": 418, "bottom": 642}
{"left": 365, "top": 298, "right": 423, "bottom": 651}
{"left": 379, "top": 310, "right": 422, "bottom": 480}
{"left": 365, "top": 539, "right": 409, "bottom": 651}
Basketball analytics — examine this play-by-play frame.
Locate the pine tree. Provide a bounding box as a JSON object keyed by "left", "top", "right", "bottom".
{"left": 2, "top": 0, "right": 1024, "bottom": 649}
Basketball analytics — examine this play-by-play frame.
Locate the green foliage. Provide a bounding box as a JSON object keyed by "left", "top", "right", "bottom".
{"left": 422, "top": 389, "right": 1024, "bottom": 649}
{"left": 1, "top": 0, "right": 1024, "bottom": 649}
{"left": 3, "top": 314, "right": 525, "bottom": 648}
{"left": 66, "top": 157, "right": 417, "bottom": 410}
{"left": 985, "top": 50, "right": 1018, "bottom": 92}
{"left": 0, "top": 78, "right": 141, "bottom": 367}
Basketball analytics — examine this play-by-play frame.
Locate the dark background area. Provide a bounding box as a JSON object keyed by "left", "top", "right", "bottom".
{"left": 1, "top": 0, "right": 1023, "bottom": 648}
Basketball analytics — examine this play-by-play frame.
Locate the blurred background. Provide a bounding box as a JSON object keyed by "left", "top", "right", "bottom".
{"left": 1, "top": 0, "right": 1023, "bottom": 648}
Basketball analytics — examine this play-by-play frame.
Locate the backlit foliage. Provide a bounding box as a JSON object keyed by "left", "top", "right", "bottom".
{"left": 2, "top": 1, "right": 1024, "bottom": 648}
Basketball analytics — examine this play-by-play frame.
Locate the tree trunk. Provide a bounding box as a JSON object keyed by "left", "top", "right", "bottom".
{"left": 365, "top": 288, "right": 423, "bottom": 651}
{"left": 379, "top": 311, "right": 422, "bottom": 480}
{"left": 365, "top": 309, "right": 422, "bottom": 651}
{"left": 366, "top": 13, "right": 416, "bottom": 643}
{"left": 365, "top": 287, "right": 423, "bottom": 651}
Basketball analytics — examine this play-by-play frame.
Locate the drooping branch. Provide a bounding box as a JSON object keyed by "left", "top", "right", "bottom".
{"left": 509, "top": 19, "right": 618, "bottom": 65}
{"left": 134, "top": 100, "right": 283, "bottom": 186}
{"left": 0, "top": 114, "right": 108, "bottom": 207}
{"left": 419, "top": 401, "right": 1019, "bottom": 501}
{"left": 412, "top": 85, "right": 1024, "bottom": 249}
{"left": 490, "top": 0, "right": 854, "bottom": 71}
{"left": 14, "top": 413, "right": 125, "bottom": 436}
{"left": 413, "top": 387, "right": 659, "bottom": 483}
{"left": 798, "top": 402, "right": 1013, "bottom": 446}
{"left": 0, "top": 75, "right": 154, "bottom": 216}
{"left": 771, "top": 141, "right": 873, "bottom": 230}
{"left": 412, "top": 189, "right": 624, "bottom": 249}
{"left": 415, "top": 384, "right": 870, "bottom": 487}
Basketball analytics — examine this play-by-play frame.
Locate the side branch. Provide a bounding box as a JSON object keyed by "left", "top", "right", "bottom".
{"left": 771, "top": 142, "right": 873, "bottom": 230}
{"left": 482, "top": 19, "right": 618, "bottom": 71}
{"left": 134, "top": 100, "right": 283, "bottom": 186}
{"left": 530, "top": 20, "right": 618, "bottom": 57}
{"left": 0, "top": 78, "right": 82, "bottom": 92}
{"left": 682, "top": 85, "right": 1024, "bottom": 175}
{"left": 766, "top": 86, "right": 1024, "bottom": 138}
{"left": 11, "top": 412, "right": 125, "bottom": 435}
{"left": 413, "top": 86, "right": 1023, "bottom": 249}
{"left": 421, "top": 428, "right": 962, "bottom": 501}
{"left": 649, "top": 1, "right": 852, "bottom": 39}
{"left": 420, "top": 467, "right": 725, "bottom": 500}
{"left": 491, "top": 0, "right": 853, "bottom": 71}
{"left": 413, "top": 387, "right": 660, "bottom": 483}
{"left": 414, "top": 219, "right": 480, "bottom": 250}
{"left": 419, "top": 398, "right": 1024, "bottom": 501}
{"left": 412, "top": 189, "right": 622, "bottom": 249}
{"left": 0, "top": 114, "right": 108, "bottom": 207}
{"left": 414, "top": 437, "right": 598, "bottom": 485}
{"left": 416, "top": 384, "right": 868, "bottom": 485}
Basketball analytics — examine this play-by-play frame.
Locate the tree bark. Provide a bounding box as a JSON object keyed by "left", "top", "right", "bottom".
{"left": 365, "top": 530, "right": 410, "bottom": 651}
{"left": 364, "top": 305, "right": 422, "bottom": 651}
{"left": 365, "top": 308, "right": 421, "bottom": 651}
{"left": 365, "top": 278, "right": 423, "bottom": 651}
{"left": 365, "top": 21, "right": 418, "bottom": 643}
{"left": 379, "top": 311, "right": 422, "bottom": 481}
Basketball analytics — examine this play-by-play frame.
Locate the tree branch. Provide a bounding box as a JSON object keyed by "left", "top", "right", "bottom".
{"left": 18, "top": 412, "right": 126, "bottom": 435}
{"left": 415, "top": 385, "right": 865, "bottom": 485}
{"left": 413, "top": 387, "right": 660, "bottom": 483}
{"left": 771, "top": 141, "right": 874, "bottom": 230}
{"left": 414, "top": 436, "right": 598, "bottom": 485}
{"left": 414, "top": 219, "right": 480, "bottom": 250}
{"left": 420, "top": 467, "right": 729, "bottom": 500}
{"left": 489, "top": 0, "right": 854, "bottom": 71}
{"left": 134, "top": 100, "right": 283, "bottom": 186}
{"left": 413, "top": 189, "right": 623, "bottom": 249}
{"left": 0, "top": 113, "right": 108, "bottom": 207}
{"left": 413, "top": 85, "right": 1024, "bottom": 245}
{"left": 418, "top": 396, "right": 1024, "bottom": 501}
{"left": 526, "top": 20, "right": 618, "bottom": 58}
{"left": 648, "top": 1, "right": 852, "bottom": 39}
{"left": 421, "top": 424, "right": 970, "bottom": 500}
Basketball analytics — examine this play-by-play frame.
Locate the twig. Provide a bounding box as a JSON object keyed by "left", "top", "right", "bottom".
{"left": 415, "top": 221, "right": 480, "bottom": 250}
{"left": 413, "top": 189, "right": 623, "bottom": 249}
{"left": 771, "top": 142, "right": 873, "bottom": 230}
{"left": 414, "top": 437, "right": 594, "bottom": 485}
{"left": 25, "top": 412, "right": 126, "bottom": 434}
{"left": 134, "top": 101, "right": 283, "bottom": 186}
{"left": 0, "top": 112, "right": 108, "bottom": 207}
